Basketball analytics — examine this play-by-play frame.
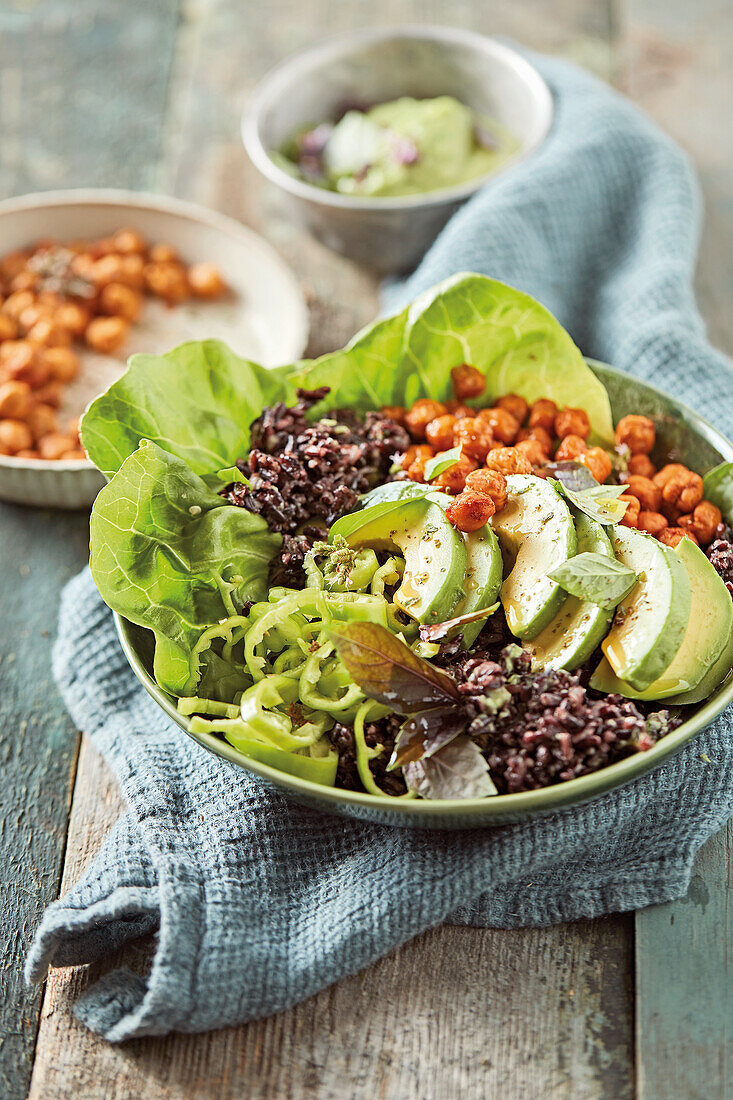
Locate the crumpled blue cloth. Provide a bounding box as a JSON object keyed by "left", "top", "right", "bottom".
{"left": 27, "top": 54, "right": 733, "bottom": 1042}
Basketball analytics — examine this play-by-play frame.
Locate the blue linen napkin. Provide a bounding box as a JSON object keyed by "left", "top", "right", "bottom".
{"left": 27, "top": 54, "right": 733, "bottom": 1042}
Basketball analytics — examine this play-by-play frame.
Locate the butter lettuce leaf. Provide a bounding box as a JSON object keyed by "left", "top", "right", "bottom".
{"left": 703, "top": 461, "right": 733, "bottom": 525}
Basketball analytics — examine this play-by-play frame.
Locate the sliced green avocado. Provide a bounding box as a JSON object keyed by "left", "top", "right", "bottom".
{"left": 453, "top": 523, "right": 503, "bottom": 648}
{"left": 664, "top": 629, "right": 733, "bottom": 705}
{"left": 491, "top": 474, "right": 577, "bottom": 640}
{"left": 591, "top": 536, "right": 733, "bottom": 700}
{"left": 528, "top": 513, "right": 614, "bottom": 671}
{"left": 330, "top": 493, "right": 467, "bottom": 624}
{"left": 601, "top": 527, "right": 691, "bottom": 692}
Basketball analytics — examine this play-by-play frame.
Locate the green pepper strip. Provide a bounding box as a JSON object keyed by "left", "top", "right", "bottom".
{"left": 353, "top": 701, "right": 416, "bottom": 799}
{"left": 188, "top": 716, "right": 338, "bottom": 787}
{"left": 177, "top": 697, "right": 240, "bottom": 719}
{"left": 299, "top": 641, "right": 364, "bottom": 714}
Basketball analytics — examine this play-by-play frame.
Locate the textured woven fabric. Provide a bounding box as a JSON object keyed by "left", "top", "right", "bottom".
{"left": 27, "top": 55, "right": 733, "bottom": 1042}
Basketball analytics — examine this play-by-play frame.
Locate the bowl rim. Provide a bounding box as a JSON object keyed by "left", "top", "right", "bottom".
{"left": 0, "top": 187, "right": 309, "bottom": 477}
{"left": 113, "top": 359, "right": 733, "bottom": 821}
{"left": 241, "top": 25, "right": 554, "bottom": 213}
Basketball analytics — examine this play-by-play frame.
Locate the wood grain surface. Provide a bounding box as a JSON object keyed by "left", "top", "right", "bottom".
{"left": 0, "top": 0, "right": 730, "bottom": 1097}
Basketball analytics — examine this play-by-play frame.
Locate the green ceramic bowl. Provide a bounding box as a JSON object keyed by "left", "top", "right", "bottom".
{"left": 115, "top": 361, "right": 733, "bottom": 827}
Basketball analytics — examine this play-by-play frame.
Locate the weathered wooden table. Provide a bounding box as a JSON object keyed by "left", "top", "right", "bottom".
{"left": 1, "top": 3, "right": 730, "bottom": 1098}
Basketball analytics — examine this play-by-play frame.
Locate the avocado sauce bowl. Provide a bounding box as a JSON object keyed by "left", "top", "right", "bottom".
{"left": 116, "top": 363, "right": 733, "bottom": 828}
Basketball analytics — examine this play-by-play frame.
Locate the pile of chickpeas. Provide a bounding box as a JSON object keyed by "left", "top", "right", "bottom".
{"left": 0, "top": 229, "right": 227, "bottom": 460}
{"left": 382, "top": 363, "right": 722, "bottom": 546}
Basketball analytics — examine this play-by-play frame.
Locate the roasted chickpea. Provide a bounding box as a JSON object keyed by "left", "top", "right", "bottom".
{"left": 485, "top": 446, "right": 532, "bottom": 476}
{"left": 464, "top": 468, "right": 508, "bottom": 512}
{"left": 652, "top": 463, "right": 688, "bottom": 488}
{"left": 637, "top": 510, "right": 668, "bottom": 537}
{"left": 660, "top": 469, "right": 703, "bottom": 517}
{"left": 85, "top": 316, "right": 129, "bottom": 355}
{"left": 678, "top": 500, "right": 722, "bottom": 546}
{"left": 425, "top": 414, "right": 457, "bottom": 451}
{"left": 624, "top": 475, "right": 662, "bottom": 512}
{"left": 380, "top": 405, "right": 406, "bottom": 425}
{"left": 188, "top": 262, "right": 226, "bottom": 299}
{"left": 517, "top": 425, "right": 553, "bottom": 454}
{"left": 619, "top": 494, "right": 641, "bottom": 528}
{"left": 33, "top": 381, "right": 63, "bottom": 407}
{"left": 446, "top": 490, "right": 496, "bottom": 532}
{"left": 14, "top": 448, "right": 39, "bottom": 458}
{"left": 26, "top": 319, "right": 72, "bottom": 347}
{"left": 0, "top": 381, "right": 31, "bottom": 419}
{"left": 113, "top": 228, "right": 147, "bottom": 254}
{"left": 404, "top": 399, "right": 448, "bottom": 440}
{"left": 433, "top": 453, "right": 478, "bottom": 494}
{"left": 67, "top": 415, "right": 82, "bottom": 443}
{"left": 555, "top": 434, "right": 588, "bottom": 462}
{"left": 579, "top": 447, "right": 613, "bottom": 484}
{"left": 627, "top": 453, "right": 656, "bottom": 479}
{"left": 92, "top": 254, "right": 126, "bottom": 287}
{"left": 401, "top": 443, "right": 431, "bottom": 471}
{"left": 450, "top": 363, "right": 485, "bottom": 401}
{"left": 89, "top": 236, "right": 118, "bottom": 258}
{"left": 70, "top": 252, "right": 96, "bottom": 281}
{"left": 659, "top": 527, "right": 698, "bottom": 549}
{"left": 515, "top": 437, "right": 548, "bottom": 468}
{"left": 143, "top": 260, "right": 189, "bottom": 302}
{"left": 100, "top": 282, "right": 143, "bottom": 322}
{"left": 0, "top": 251, "right": 30, "bottom": 280}
{"left": 149, "top": 242, "right": 178, "bottom": 264}
{"left": 42, "top": 346, "right": 81, "bottom": 383}
{"left": 453, "top": 417, "right": 494, "bottom": 463}
{"left": 529, "top": 398, "right": 558, "bottom": 432}
{"left": 26, "top": 403, "right": 58, "bottom": 442}
{"left": 9, "top": 270, "right": 38, "bottom": 293}
{"left": 615, "top": 414, "right": 655, "bottom": 454}
{"left": 2, "top": 290, "right": 35, "bottom": 320}
{"left": 406, "top": 446, "right": 434, "bottom": 483}
{"left": 555, "top": 407, "right": 590, "bottom": 440}
{"left": 478, "top": 406, "right": 520, "bottom": 444}
{"left": 18, "top": 303, "right": 50, "bottom": 332}
{"left": 37, "top": 432, "right": 77, "bottom": 460}
{"left": 0, "top": 313, "right": 18, "bottom": 341}
{"left": 59, "top": 448, "right": 88, "bottom": 461}
{"left": 3, "top": 345, "right": 51, "bottom": 389}
{"left": 54, "top": 301, "right": 90, "bottom": 337}
{"left": 0, "top": 418, "right": 32, "bottom": 454}
{"left": 445, "top": 401, "right": 473, "bottom": 419}
{"left": 497, "top": 393, "right": 529, "bottom": 425}
{"left": 118, "top": 254, "right": 146, "bottom": 290}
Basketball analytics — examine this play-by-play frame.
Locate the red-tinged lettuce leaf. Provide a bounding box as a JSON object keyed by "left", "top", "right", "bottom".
{"left": 328, "top": 621, "right": 460, "bottom": 713}
{"left": 403, "top": 736, "right": 498, "bottom": 800}
{"left": 388, "top": 706, "right": 468, "bottom": 769}
{"left": 419, "top": 602, "right": 499, "bottom": 644}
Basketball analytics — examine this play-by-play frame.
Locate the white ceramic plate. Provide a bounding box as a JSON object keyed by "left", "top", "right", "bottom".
{"left": 0, "top": 189, "right": 309, "bottom": 509}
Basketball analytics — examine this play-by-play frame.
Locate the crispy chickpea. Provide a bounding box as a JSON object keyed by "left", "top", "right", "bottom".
{"left": 149, "top": 242, "right": 178, "bottom": 264}
{"left": 555, "top": 434, "right": 588, "bottom": 462}
{"left": 637, "top": 510, "right": 668, "bottom": 537}
{"left": 660, "top": 469, "right": 703, "bottom": 517}
{"left": 100, "top": 281, "right": 143, "bottom": 322}
{"left": 0, "top": 418, "right": 33, "bottom": 454}
{"left": 0, "top": 251, "right": 30, "bottom": 280}
{"left": 652, "top": 463, "right": 688, "bottom": 489}
{"left": 659, "top": 527, "right": 698, "bottom": 549}
{"left": 18, "top": 303, "right": 50, "bottom": 332}
{"left": 0, "top": 381, "right": 31, "bottom": 419}
{"left": 113, "top": 228, "right": 147, "bottom": 254}
{"left": 67, "top": 415, "right": 81, "bottom": 443}
{"left": 26, "top": 319, "right": 72, "bottom": 347}
{"left": 517, "top": 425, "right": 553, "bottom": 454}
{"left": 678, "top": 501, "right": 722, "bottom": 546}
{"left": 615, "top": 414, "right": 655, "bottom": 455}
{"left": 619, "top": 494, "right": 641, "bottom": 528}
{"left": 70, "top": 252, "right": 96, "bottom": 281}
{"left": 42, "top": 346, "right": 81, "bottom": 383}
{"left": 0, "top": 339, "right": 34, "bottom": 363}
{"left": 464, "top": 468, "right": 508, "bottom": 512}
{"left": 404, "top": 399, "right": 448, "bottom": 440}
{"left": 85, "top": 316, "right": 129, "bottom": 355}
{"left": 406, "top": 446, "right": 434, "bottom": 483}
{"left": 515, "top": 438, "right": 548, "bottom": 467}
{"left": 188, "top": 262, "right": 227, "bottom": 299}
{"left": 380, "top": 405, "right": 406, "bottom": 425}
{"left": 497, "top": 393, "right": 529, "bottom": 424}
{"left": 445, "top": 401, "right": 473, "bottom": 419}
{"left": 14, "top": 448, "right": 39, "bottom": 458}
{"left": 555, "top": 407, "right": 590, "bottom": 440}
{"left": 92, "top": 254, "right": 126, "bottom": 287}
{"left": 0, "top": 313, "right": 18, "bottom": 341}
{"left": 433, "top": 453, "right": 478, "bottom": 494}
{"left": 143, "top": 260, "right": 189, "bottom": 302}
{"left": 478, "top": 406, "right": 520, "bottom": 444}
{"left": 37, "top": 432, "right": 77, "bottom": 460}
{"left": 450, "top": 363, "right": 485, "bottom": 401}
{"left": 529, "top": 398, "right": 558, "bottom": 432}
{"left": 453, "top": 417, "right": 494, "bottom": 463}
{"left": 446, "top": 490, "right": 496, "bottom": 532}
{"left": 579, "top": 447, "right": 613, "bottom": 484}
{"left": 400, "top": 444, "right": 430, "bottom": 471}
{"left": 485, "top": 446, "right": 532, "bottom": 476}
{"left": 624, "top": 475, "right": 662, "bottom": 512}
{"left": 90, "top": 236, "right": 118, "bottom": 258}
{"left": 2, "top": 290, "right": 35, "bottom": 320}
{"left": 3, "top": 345, "right": 51, "bottom": 389}
{"left": 59, "top": 448, "right": 88, "bottom": 461}
{"left": 33, "top": 381, "right": 63, "bottom": 407}
{"left": 9, "top": 270, "right": 38, "bottom": 293}
{"left": 425, "top": 414, "right": 457, "bottom": 451}
{"left": 26, "top": 403, "right": 58, "bottom": 442}
{"left": 54, "top": 301, "right": 90, "bottom": 337}
{"left": 117, "top": 253, "right": 145, "bottom": 290}
{"left": 627, "top": 453, "right": 656, "bottom": 479}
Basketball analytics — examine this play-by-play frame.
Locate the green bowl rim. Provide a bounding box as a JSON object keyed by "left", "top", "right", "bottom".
{"left": 114, "top": 360, "right": 733, "bottom": 821}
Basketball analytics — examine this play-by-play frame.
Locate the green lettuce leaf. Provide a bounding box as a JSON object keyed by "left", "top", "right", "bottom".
{"left": 703, "top": 461, "right": 733, "bottom": 525}
{"left": 89, "top": 439, "right": 281, "bottom": 695}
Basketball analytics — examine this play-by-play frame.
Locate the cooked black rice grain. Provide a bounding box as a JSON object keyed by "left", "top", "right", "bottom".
{"left": 329, "top": 715, "right": 407, "bottom": 796}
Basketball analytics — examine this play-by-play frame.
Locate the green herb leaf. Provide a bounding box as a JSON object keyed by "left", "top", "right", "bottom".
{"left": 403, "top": 736, "right": 498, "bottom": 799}
{"left": 328, "top": 621, "right": 461, "bottom": 712}
{"left": 548, "top": 552, "right": 638, "bottom": 609}
{"left": 543, "top": 461, "right": 597, "bottom": 491}
{"left": 418, "top": 602, "right": 500, "bottom": 643}
{"left": 424, "top": 445, "right": 463, "bottom": 482}
{"left": 551, "top": 479, "right": 629, "bottom": 525}
{"left": 214, "top": 466, "right": 250, "bottom": 486}
{"left": 389, "top": 706, "right": 468, "bottom": 769}
{"left": 703, "top": 461, "right": 733, "bottom": 526}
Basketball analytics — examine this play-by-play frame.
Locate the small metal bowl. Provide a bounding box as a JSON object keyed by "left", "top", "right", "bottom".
{"left": 242, "top": 26, "right": 553, "bottom": 274}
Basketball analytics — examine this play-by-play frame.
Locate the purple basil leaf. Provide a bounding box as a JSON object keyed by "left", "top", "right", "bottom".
{"left": 543, "top": 461, "right": 598, "bottom": 491}
{"left": 329, "top": 621, "right": 461, "bottom": 713}
{"left": 388, "top": 706, "right": 468, "bottom": 769}
{"left": 419, "top": 601, "right": 499, "bottom": 644}
{"left": 403, "top": 736, "right": 498, "bottom": 799}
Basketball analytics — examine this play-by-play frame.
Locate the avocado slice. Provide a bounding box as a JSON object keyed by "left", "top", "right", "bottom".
{"left": 491, "top": 474, "right": 577, "bottom": 640}
{"left": 330, "top": 493, "right": 467, "bottom": 625}
{"left": 528, "top": 513, "right": 614, "bottom": 671}
{"left": 591, "top": 536, "right": 733, "bottom": 700}
{"left": 453, "top": 523, "right": 503, "bottom": 648}
{"left": 600, "top": 527, "right": 691, "bottom": 692}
